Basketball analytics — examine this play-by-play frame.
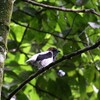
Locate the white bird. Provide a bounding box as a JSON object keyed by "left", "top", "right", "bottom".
{"left": 26, "top": 47, "right": 60, "bottom": 69}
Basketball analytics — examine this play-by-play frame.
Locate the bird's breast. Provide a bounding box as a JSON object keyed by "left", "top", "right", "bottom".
{"left": 40, "top": 57, "right": 54, "bottom": 67}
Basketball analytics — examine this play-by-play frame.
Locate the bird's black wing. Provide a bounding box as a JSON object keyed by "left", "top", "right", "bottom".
{"left": 36, "top": 52, "right": 52, "bottom": 61}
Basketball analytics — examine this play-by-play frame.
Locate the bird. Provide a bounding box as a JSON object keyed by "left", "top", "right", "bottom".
{"left": 26, "top": 47, "right": 60, "bottom": 69}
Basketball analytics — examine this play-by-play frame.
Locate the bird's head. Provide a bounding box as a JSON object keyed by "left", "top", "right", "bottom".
{"left": 48, "top": 47, "right": 60, "bottom": 58}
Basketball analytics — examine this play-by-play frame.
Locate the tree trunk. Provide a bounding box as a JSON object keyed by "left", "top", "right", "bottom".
{"left": 0, "top": 0, "right": 14, "bottom": 99}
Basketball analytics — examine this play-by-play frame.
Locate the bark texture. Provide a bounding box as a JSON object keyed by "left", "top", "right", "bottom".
{"left": 0, "top": 0, "right": 14, "bottom": 99}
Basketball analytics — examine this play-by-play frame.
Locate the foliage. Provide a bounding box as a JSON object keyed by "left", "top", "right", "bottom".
{"left": 2, "top": 0, "right": 100, "bottom": 100}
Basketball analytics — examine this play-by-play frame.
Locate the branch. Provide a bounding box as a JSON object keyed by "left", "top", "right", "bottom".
{"left": 22, "top": 0, "right": 100, "bottom": 17}
{"left": 11, "top": 19, "right": 64, "bottom": 39}
{"left": 7, "top": 40, "right": 100, "bottom": 100}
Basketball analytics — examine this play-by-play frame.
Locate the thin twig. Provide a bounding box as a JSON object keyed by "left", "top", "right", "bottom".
{"left": 17, "top": 24, "right": 29, "bottom": 49}
{"left": 11, "top": 19, "right": 87, "bottom": 44}
{"left": 29, "top": 83, "right": 62, "bottom": 100}
{"left": 64, "top": 14, "right": 78, "bottom": 38}
{"left": 19, "top": 49, "right": 29, "bottom": 59}
{"left": 11, "top": 19, "right": 64, "bottom": 39}
{"left": 7, "top": 40, "right": 100, "bottom": 100}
